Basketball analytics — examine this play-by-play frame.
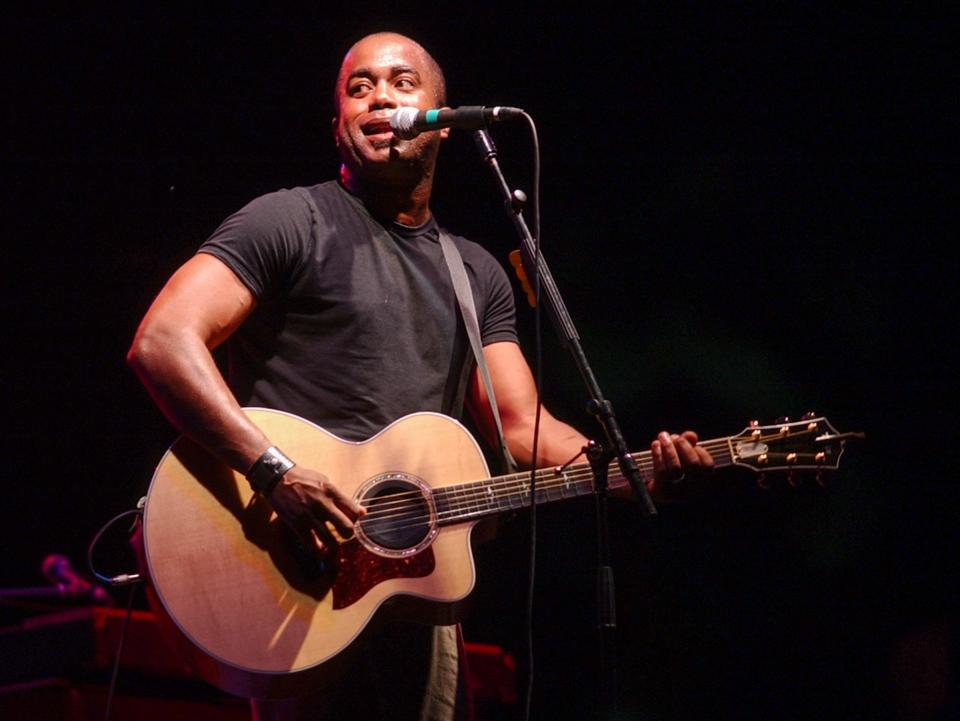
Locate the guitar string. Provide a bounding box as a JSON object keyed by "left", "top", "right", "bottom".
{"left": 356, "top": 451, "right": 738, "bottom": 527}
{"left": 356, "top": 438, "right": 735, "bottom": 522}
{"left": 358, "top": 463, "right": 625, "bottom": 520}
{"left": 358, "top": 480, "right": 599, "bottom": 536}
{"left": 357, "top": 445, "right": 741, "bottom": 534}
{"left": 353, "top": 425, "right": 824, "bottom": 520}
{"left": 331, "top": 427, "right": 817, "bottom": 535}
{"left": 357, "top": 429, "right": 828, "bottom": 535}
{"left": 359, "top": 470, "right": 600, "bottom": 523}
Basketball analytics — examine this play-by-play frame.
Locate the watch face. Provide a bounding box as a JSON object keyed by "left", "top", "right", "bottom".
{"left": 248, "top": 449, "right": 294, "bottom": 494}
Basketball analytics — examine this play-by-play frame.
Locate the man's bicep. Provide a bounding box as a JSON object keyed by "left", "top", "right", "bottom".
{"left": 138, "top": 253, "right": 257, "bottom": 349}
{"left": 467, "top": 341, "right": 537, "bottom": 430}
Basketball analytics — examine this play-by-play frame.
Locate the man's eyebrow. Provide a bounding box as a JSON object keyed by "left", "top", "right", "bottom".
{"left": 347, "top": 65, "right": 422, "bottom": 82}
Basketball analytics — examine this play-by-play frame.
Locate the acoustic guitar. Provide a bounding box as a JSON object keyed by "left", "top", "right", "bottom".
{"left": 141, "top": 409, "right": 860, "bottom": 698}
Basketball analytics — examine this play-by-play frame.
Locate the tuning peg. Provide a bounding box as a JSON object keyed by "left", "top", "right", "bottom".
{"left": 756, "top": 472, "right": 769, "bottom": 490}
{"left": 814, "top": 452, "right": 828, "bottom": 488}
{"left": 788, "top": 470, "right": 800, "bottom": 488}
{"left": 775, "top": 416, "right": 790, "bottom": 424}
{"left": 801, "top": 411, "right": 817, "bottom": 420}
{"left": 748, "top": 420, "right": 759, "bottom": 428}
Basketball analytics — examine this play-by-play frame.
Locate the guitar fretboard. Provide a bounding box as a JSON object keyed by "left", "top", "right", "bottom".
{"left": 433, "top": 437, "right": 737, "bottom": 524}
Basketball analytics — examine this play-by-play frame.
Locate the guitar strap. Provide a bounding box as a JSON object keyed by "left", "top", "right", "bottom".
{"left": 438, "top": 232, "right": 519, "bottom": 474}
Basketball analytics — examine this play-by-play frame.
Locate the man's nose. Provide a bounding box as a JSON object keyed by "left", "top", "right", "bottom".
{"left": 371, "top": 79, "right": 396, "bottom": 108}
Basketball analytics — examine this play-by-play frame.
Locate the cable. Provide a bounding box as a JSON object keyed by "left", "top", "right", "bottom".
{"left": 522, "top": 110, "right": 543, "bottom": 721}
{"left": 104, "top": 583, "right": 138, "bottom": 721}
{"left": 87, "top": 502, "right": 145, "bottom": 587}
{"left": 86, "top": 500, "right": 145, "bottom": 719}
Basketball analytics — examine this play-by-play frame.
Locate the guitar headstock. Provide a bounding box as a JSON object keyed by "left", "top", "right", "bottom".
{"left": 730, "top": 414, "right": 864, "bottom": 488}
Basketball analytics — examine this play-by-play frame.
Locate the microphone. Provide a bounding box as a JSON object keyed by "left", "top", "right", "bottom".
{"left": 42, "top": 553, "right": 112, "bottom": 604}
{"left": 390, "top": 105, "right": 523, "bottom": 139}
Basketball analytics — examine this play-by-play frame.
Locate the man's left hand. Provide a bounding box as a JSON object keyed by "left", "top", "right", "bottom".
{"left": 648, "top": 430, "right": 714, "bottom": 498}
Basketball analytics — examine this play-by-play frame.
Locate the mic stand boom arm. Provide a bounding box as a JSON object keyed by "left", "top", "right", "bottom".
{"left": 473, "top": 129, "right": 657, "bottom": 517}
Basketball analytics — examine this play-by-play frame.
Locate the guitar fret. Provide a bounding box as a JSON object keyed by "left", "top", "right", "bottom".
{"left": 541, "top": 479, "right": 562, "bottom": 503}
{"left": 465, "top": 483, "right": 480, "bottom": 516}
{"left": 520, "top": 477, "right": 531, "bottom": 505}
{"left": 471, "top": 479, "right": 494, "bottom": 515}
{"left": 506, "top": 479, "right": 525, "bottom": 510}
{"left": 461, "top": 484, "right": 476, "bottom": 516}
{"left": 453, "top": 484, "right": 469, "bottom": 517}
{"left": 434, "top": 488, "right": 452, "bottom": 518}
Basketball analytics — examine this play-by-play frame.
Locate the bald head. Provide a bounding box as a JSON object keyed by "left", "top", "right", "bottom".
{"left": 334, "top": 32, "right": 447, "bottom": 118}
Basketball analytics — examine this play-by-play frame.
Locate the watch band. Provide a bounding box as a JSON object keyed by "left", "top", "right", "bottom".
{"left": 246, "top": 446, "right": 295, "bottom": 496}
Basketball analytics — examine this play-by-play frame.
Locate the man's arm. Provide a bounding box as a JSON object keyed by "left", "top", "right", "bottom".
{"left": 127, "top": 254, "right": 266, "bottom": 467}
{"left": 465, "top": 341, "right": 713, "bottom": 495}
{"left": 127, "top": 253, "right": 363, "bottom": 550}
{"left": 465, "top": 342, "right": 586, "bottom": 468}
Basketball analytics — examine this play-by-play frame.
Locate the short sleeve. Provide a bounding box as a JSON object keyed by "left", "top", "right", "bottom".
{"left": 479, "top": 259, "right": 518, "bottom": 346}
{"left": 197, "top": 189, "right": 315, "bottom": 298}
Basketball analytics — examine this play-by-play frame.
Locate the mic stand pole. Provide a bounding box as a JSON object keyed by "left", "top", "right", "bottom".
{"left": 473, "top": 129, "right": 657, "bottom": 718}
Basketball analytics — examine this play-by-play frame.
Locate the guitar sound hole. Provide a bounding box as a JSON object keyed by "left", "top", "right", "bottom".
{"left": 360, "top": 479, "right": 432, "bottom": 551}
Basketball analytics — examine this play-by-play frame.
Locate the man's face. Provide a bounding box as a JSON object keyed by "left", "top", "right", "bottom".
{"left": 333, "top": 35, "right": 447, "bottom": 181}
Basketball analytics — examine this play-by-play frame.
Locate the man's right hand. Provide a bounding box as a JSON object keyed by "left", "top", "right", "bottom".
{"left": 267, "top": 467, "right": 366, "bottom": 554}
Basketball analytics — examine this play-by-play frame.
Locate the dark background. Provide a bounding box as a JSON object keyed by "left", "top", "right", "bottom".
{"left": 3, "top": 5, "right": 956, "bottom": 720}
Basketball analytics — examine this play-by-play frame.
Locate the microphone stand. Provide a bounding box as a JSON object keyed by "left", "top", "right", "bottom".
{"left": 473, "top": 128, "right": 656, "bottom": 718}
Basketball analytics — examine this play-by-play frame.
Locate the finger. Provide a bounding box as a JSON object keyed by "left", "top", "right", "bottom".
{"left": 658, "top": 431, "right": 683, "bottom": 479}
{"left": 334, "top": 491, "right": 367, "bottom": 520}
{"left": 679, "top": 430, "right": 714, "bottom": 471}
{"left": 694, "top": 444, "right": 714, "bottom": 470}
{"left": 680, "top": 430, "right": 700, "bottom": 445}
{"left": 650, "top": 438, "right": 663, "bottom": 467}
{"left": 286, "top": 517, "right": 323, "bottom": 556}
{"left": 312, "top": 496, "right": 357, "bottom": 537}
{"left": 671, "top": 433, "right": 701, "bottom": 468}
{"left": 308, "top": 480, "right": 358, "bottom": 536}
{"left": 319, "top": 478, "right": 366, "bottom": 520}
{"left": 649, "top": 439, "right": 665, "bottom": 487}
{"left": 650, "top": 438, "right": 662, "bottom": 469}
{"left": 307, "top": 511, "right": 341, "bottom": 550}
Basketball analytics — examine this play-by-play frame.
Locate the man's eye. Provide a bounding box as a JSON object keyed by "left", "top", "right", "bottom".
{"left": 395, "top": 78, "right": 416, "bottom": 90}
{"left": 349, "top": 82, "right": 371, "bottom": 96}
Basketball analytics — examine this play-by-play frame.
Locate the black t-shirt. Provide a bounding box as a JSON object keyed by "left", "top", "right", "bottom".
{"left": 198, "top": 180, "right": 517, "bottom": 440}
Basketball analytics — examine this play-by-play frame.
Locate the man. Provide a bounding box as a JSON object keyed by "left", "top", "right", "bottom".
{"left": 128, "top": 32, "right": 712, "bottom": 720}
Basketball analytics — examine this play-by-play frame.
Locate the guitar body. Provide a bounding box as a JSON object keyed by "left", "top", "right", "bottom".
{"left": 142, "top": 409, "right": 490, "bottom": 699}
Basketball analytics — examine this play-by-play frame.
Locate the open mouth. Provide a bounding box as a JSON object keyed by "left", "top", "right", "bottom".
{"left": 361, "top": 116, "right": 394, "bottom": 137}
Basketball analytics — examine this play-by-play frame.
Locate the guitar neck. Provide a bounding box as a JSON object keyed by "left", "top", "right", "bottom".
{"left": 434, "top": 436, "right": 737, "bottom": 524}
